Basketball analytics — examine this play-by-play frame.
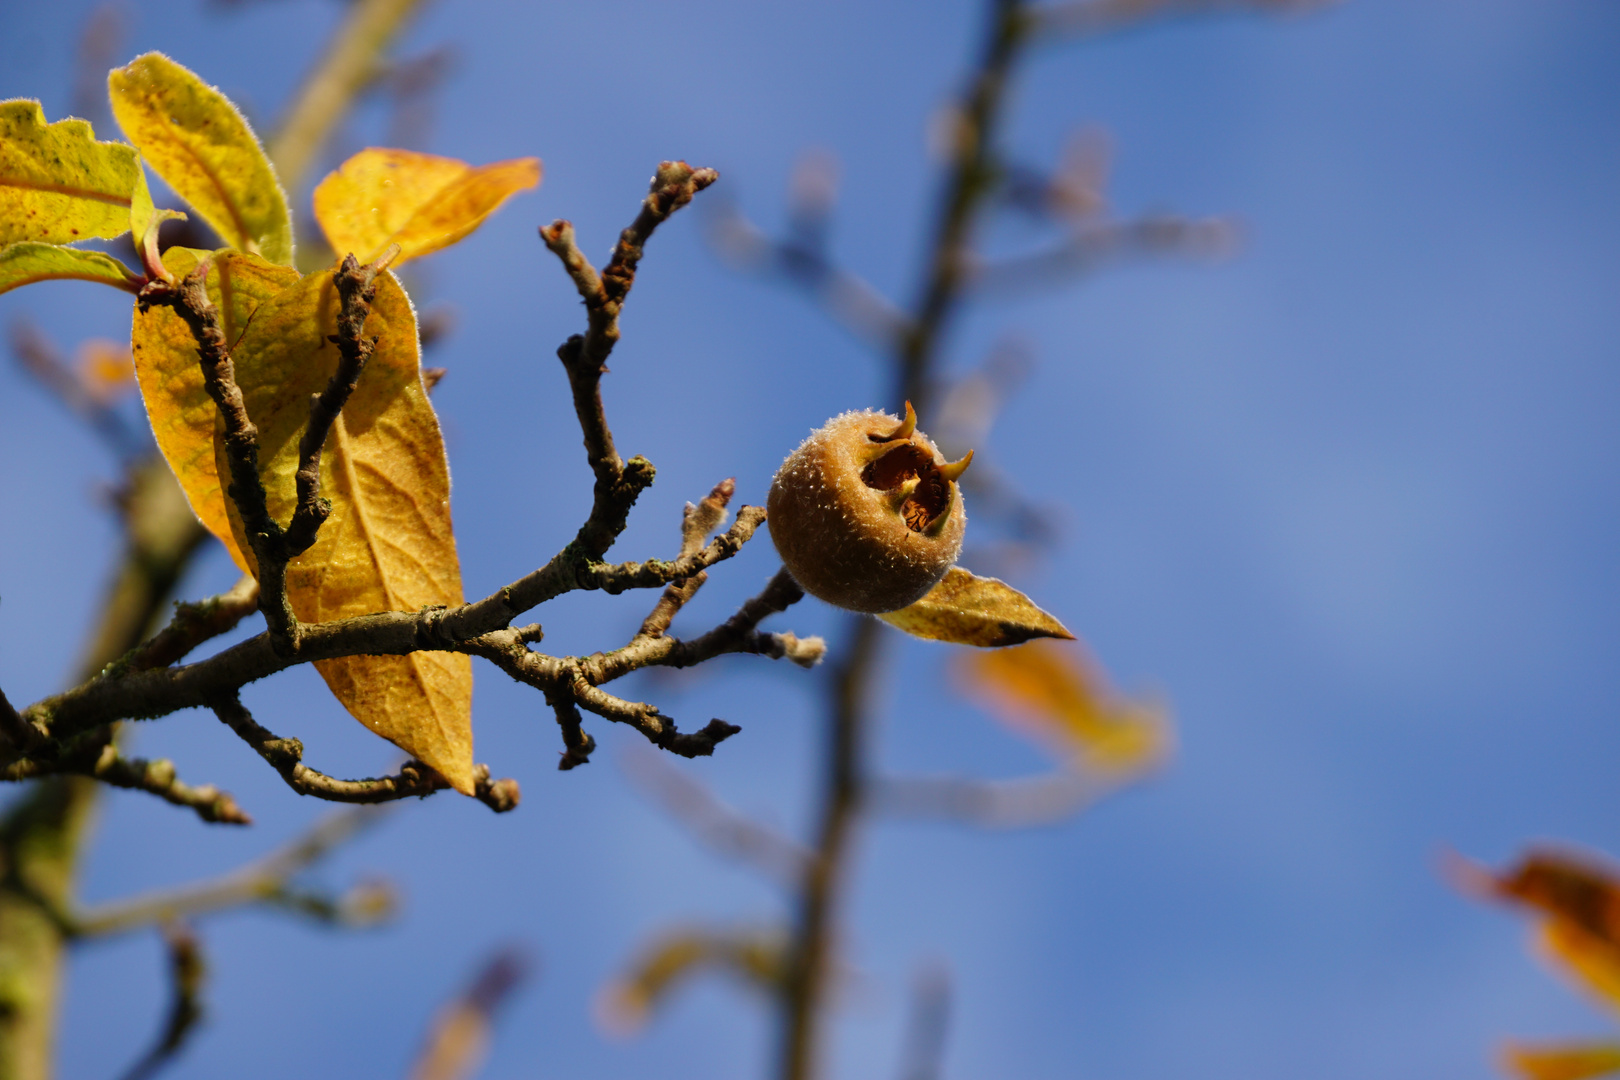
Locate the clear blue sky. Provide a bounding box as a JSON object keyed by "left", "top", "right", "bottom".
{"left": 2, "top": 1, "right": 1619, "bottom": 1077}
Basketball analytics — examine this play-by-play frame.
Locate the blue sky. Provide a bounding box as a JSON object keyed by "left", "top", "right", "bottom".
{"left": 2, "top": 0, "right": 1619, "bottom": 1077}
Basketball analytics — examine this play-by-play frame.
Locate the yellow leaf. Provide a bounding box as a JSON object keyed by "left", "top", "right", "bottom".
{"left": 595, "top": 928, "right": 786, "bottom": 1036}
{"left": 108, "top": 54, "right": 293, "bottom": 264}
{"left": 130, "top": 248, "right": 302, "bottom": 564}
{"left": 313, "top": 148, "right": 540, "bottom": 266}
{"left": 76, "top": 339, "right": 135, "bottom": 405}
{"left": 1502, "top": 1042, "right": 1620, "bottom": 1080}
{"left": 0, "top": 242, "right": 139, "bottom": 295}
{"left": 0, "top": 100, "right": 146, "bottom": 245}
{"left": 957, "top": 639, "right": 1170, "bottom": 774}
{"left": 216, "top": 267, "right": 474, "bottom": 794}
{"left": 878, "top": 566, "right": 1075, "bottom": 647}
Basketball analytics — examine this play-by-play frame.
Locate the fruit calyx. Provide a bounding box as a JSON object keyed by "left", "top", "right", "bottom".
{"left": 860, "top": 402, "right": 974, "bottom": 533}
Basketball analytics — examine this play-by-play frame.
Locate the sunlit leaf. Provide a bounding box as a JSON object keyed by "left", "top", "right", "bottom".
{"left": 130, "top": 247, "right": 301, "bottom": 562}
{"left": 76, "top": 338, "right": 135, "bottom": 404}
{"left": 957, "top": 639, "right": 1169, "bottom": 773}
{"left": 1502, "top": 1041, "right": 1620, "bottom": 1080}
{"left": 0, "top": 99, "right": 146, "bottom": 245}
{"left": 878, "top": 567, "right": 1074, "bottom": 647}
{"left": 108, "top": 54, "right": 293, "bottom": 264}
{"left": 215, "top": 267, "right": 474, "bottom": 794}
{"left": 596, "top": 928, "right": 786, "bottom": 1036}
{"left": 0, "top": 242, "right": 138, "bottom": 295}
{"left": 313, "top": 148, "right": 540, "bottom": 266}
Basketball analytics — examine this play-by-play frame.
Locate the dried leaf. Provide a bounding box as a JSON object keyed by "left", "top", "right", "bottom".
{"left": 596, "top": 928, "right": 786, "bottom": 1036}
{"left": 313, "top": 148, "right": 540, "bottom": 266}
{"left": 130, "top": 247, "right": 301, "bottom": 563}
{"left": 878, "top": 566, "right": 1074, "bottom": 647}
{"left": 0, "top": 99, "right": 146, "bottom": 245}
{"left": 0, "top": 241, "right": 138, "bottom": 295}
{"left": 1502, "top": 1042, "right": 1620, "bottom": 1080}
{"left": 216, "top": 267, "right": 473, "bottom": 794}
{"left": 108, "top": 54, "right": 292, "bottom": 264}
{"left": 957, "top": 639, "right": 1169, "bottom": 773}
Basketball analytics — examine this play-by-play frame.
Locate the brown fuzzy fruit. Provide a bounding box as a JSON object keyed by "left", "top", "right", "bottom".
{"left": 767, "top": 404, "right": 973, "bottom": 614}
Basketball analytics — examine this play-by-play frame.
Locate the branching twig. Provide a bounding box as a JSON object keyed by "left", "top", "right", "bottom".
{"left": 140, "top": 261, "right": 296, "bottom": 650}
{"left": 0, "top": 736, "right": 249, "bottom": 826}
{"left": 213, "top": 697, "right": 519, "bottom": 813}
{"left": 74, "top": 807, "right": 386, "bottom": 937}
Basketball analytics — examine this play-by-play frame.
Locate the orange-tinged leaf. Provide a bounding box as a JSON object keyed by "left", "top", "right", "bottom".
{"left": 109, "top": 54, "right": 293, "bottom": 264}
{"left": 1540, "top": 920, "right": 1620, "bottom": 1014}
{"left": 1502, "top": 1042, "right": 1620, "bottom": 1080}
{"left": 957, "top": 639, "right": 1170, "bottom": 773}
{"left": 313, "top": 148, "right": 540, "bottom": 266}
{"left": 0, "top": 99, "right": 146, "bottom": 245}
{"left": 877, "top": 567, "right": 1074, "bottom": 647}
{"left": 595, "top": 928, "right": 786, "bottom": 1036}
{"left": 216, "top": 267, "right": 474, "bottom": 794}
{"left": 129, "top": 247, "right": 301, "bottom": 565}
{"left": 77, "top": 338, "right": 135, "bottom": 404}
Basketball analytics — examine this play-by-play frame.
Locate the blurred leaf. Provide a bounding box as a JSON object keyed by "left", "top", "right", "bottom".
{"left": 76, "top": 338, "right": 134, "bottom": 404}
{"left": 1541, "top": 920, "right": 1620, "bottom": 1014}
{"left": 130, "top": 247, "right": 301, "bottom": 563}
{"left": 0, "top": 99, "right": 145, "bottom": 245}
{"left": 312, "top": 148, "right": 539, "bottom": 266}
{"left": 957, "top": 639, "right": 1169, "bottom": 773}
{"left": 878, "top": 567, "right": 1073, "bottom": 647}
{"left": 597, "top": 928, "right": 786, "bottom": 1036}
{"left": 108, "top": 54, "right": 292, "bottom": 264}
{"left": 0, "top": 241, "right": 137, "bottom": 295}
{"left": 409, "top": 948, "right": 531, "bottom": 1080}
{"left": 1502, "top": 1042, "right": 1620, "bottom": 1080}
{"left": 215, "top": 266, "right": 474, "bottom": 794}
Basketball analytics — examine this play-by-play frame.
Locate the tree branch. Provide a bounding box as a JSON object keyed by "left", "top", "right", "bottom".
{"left": 122, "top": 575, "right": 259, "bottom": 674}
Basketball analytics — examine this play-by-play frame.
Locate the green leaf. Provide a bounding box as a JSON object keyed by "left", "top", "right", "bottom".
{"left": 130, "top": 247, "right": 302, "bottom": 558}
{"left": 108, "top": 54, "right": 293, "bottom": 264}
{"left": 313, "top": 148, "right": 541, "bottom": 266}
{"left": 0, "top": 242, "right": 139, "bottom": 295}
{"left": 0, "top": 99, "right": 146, "bottom": 245}
{"left": 214, "top": 267, "right": 474, "bottom": 794}
{"left": 878, "top": 567, "right": 1074, "bottom": 647}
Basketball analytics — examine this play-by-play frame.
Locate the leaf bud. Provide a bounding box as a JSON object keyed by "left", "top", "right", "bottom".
{"left": 767, "top": 404, "right": 972, "bottom": 613}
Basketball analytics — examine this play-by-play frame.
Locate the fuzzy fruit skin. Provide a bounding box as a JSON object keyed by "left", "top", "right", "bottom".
{"left": 767, "top": 409, "right": 967, "bottom": 614}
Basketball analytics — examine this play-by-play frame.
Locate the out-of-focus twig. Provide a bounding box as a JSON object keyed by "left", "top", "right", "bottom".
{"left": 267, "top": 0, "right": 430, "bottom": 192}
{"left": 620, "top": 746, "right": 810, "bottom": 888}
{"left": 74, "top": 807, "right": 390, "bottom": 937}
{"left": 1035, "top": 0, "right": 1329, "bottom": 40}
{"left": 117, "top": 922, "right": 205, "bottom": 1080}
{"left": 896, "top": 963, "right": 952, "bottom": 1080}
{"left": 873, "top": 769, "right": 1110, "bottom": 828}
{"left": 9, "top": 320, "right": 143, "bottom": 461}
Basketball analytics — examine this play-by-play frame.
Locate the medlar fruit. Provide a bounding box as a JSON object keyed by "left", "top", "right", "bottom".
{"left": 767, "top": 403, "right": 973, "bottom": 613}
